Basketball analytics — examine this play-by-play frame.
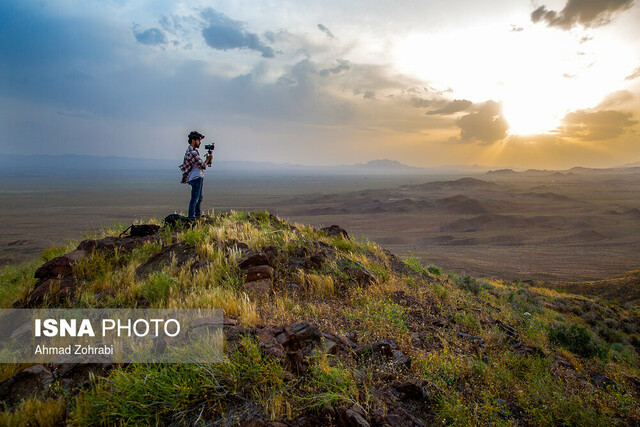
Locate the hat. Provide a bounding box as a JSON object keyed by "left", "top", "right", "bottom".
{"left": 188, "top": 131, "right": 205, "bottom": 140}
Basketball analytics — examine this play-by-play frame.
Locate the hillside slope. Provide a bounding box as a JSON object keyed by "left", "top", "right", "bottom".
{"left": 0, "top": 211, "right": 639, "bottom": 425}
{"left": 546, "top": 271, "right": 640, "bottom": 305}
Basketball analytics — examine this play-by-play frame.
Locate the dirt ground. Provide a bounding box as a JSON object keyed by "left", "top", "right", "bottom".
{"left": 2, "top": 168, "right": 639, "bottom": 282}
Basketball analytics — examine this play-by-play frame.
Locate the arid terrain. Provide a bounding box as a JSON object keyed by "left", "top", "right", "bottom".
{"left": 276, "top": 167, "right": 640, "bottom": 282}
{"left": 1, "top": 166, "right": 639, "bottom": 284}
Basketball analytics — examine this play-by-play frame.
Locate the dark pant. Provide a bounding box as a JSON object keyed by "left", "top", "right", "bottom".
{"left": 188, "top": 177, "right": 203, "bottom": 218}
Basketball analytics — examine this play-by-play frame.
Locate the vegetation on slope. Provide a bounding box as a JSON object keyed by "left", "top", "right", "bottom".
{"left": 0, "top": 210, "right": 638, "bottom": 425}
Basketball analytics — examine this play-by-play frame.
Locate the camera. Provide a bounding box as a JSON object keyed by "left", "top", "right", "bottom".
{"left": 204, "top": 143, "right": 215, "bottom": 151}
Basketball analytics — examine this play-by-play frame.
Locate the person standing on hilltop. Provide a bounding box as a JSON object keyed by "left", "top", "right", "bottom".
{"left": 179, "top": 131, "right": 213, "bottom": 219}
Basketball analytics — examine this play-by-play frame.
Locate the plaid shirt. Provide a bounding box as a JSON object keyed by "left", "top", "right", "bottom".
{"left": 179, "top": 145, "right": 208, "bottom": 183}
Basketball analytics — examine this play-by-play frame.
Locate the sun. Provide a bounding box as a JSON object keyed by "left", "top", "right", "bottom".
{"left": 392, "top": 24, "right": 637, "bottom": 137}
{"left": 501, "top": 85, "right": 567, "bottom": 136}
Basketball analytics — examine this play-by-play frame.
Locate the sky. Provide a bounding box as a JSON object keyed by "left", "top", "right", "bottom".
{"left": 1, "top": 0, "right": 639, "bottom": 169}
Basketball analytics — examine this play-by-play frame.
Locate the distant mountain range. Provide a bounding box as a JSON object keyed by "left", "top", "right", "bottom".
{"left": 486, "top": 166, "right": 640, "bottom": 177}
{"left": 0, "top": 154, "right": 489, "bottom": 176}
{"left": 3, "top": 154, "right": 638, "bottom": 177}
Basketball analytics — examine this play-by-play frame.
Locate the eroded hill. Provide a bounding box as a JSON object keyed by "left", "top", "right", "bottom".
{"left": 0, "top": 211, "right": 639, "bottom": 425}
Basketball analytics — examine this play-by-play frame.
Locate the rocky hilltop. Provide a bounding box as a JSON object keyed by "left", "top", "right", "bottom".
{"left": 0, "top": 211, "right": 639, "bottom": 425}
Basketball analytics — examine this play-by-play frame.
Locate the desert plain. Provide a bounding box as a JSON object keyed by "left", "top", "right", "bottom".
{"left": 1, "top": 166, "right": 639, "bottom": 290}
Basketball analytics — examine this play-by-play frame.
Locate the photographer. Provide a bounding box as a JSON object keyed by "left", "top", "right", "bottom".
{"left": 179, "top": 131, "right": 213, "bottom": 219}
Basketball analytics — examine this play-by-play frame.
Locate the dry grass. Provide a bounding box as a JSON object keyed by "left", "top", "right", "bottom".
{"left": 0, "top": 397, "right": 67, "bottom": 427}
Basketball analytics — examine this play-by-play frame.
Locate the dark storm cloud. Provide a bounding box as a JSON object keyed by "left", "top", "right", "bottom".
{"left": 456, "top": 100, "right": 509, "bottom": 144}
{"left": 317, "top": 24, "right": 335, "bottom": 39}
{"left": 560, "top": 109, "right": 637, "bottom": 140}
{"left": 0, "top": 1, "right": 125, "bottom": 118}
{"left": 426, "top": 99, "right": 472, "bottom": 115}
{"left": 531, "top": 0, "right": 634, "bottom": 30}
{"left": 200, "top": 8, "right": 274, "bottom": 58}
{"left": 132, "top": 25, "right": 167, "bottom": 46}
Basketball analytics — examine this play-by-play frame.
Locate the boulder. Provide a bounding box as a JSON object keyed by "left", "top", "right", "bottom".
{"left": 244, "top": 265, "right": 275, "bottom": 283}
{"left": 277, "top": 322, "right": 322, "bottom": 347}
{"left": 256, "top": 327, "right": 286, "bottom": 360}
{"left": 51, "top": 357, "right": 116, "bottom": 394}
{"left": 495, "top": 320, "right": 519, "bottom": 340}
{"left": 135, "top": 242, "right": 198, "bottom": 279}
{"left": 262, "top": 246, "right": 279, "bottom": 265}
{"left": 338, "top": 258, "right": 376, "bottom": 286}
{"left": 34, "top": 249, "right": 87, "bottom": 280}
{"left": 242, "top": 279, "right": 272, "bottom": 300}
{"left": 345, "top": 404, "right": 370, "bottom": 427}
{"left": 238, "top": 251, "right": 270, "bottom": 269}
{"left": 78, "top": 235, "right": 157, "bottom": 254}
{"left": 372, "top": 338, "right": 399, "bottom": 358}
{"left": 0, "top": 365, "right": 54, "bottom": 409}
{"left": 320, "top": 225, "right": 349, "bottom": 239}
{"left": 189, "top": 260, "right": 211, "bottom": 274}
{"left": 590, "top": 372, "right": 619, "bottom": 390}
{"left": 25, "top": 277, "right": 79, "bottom": 307}
{"left": 392, "top": 381, "right": 424, "bottom": 400}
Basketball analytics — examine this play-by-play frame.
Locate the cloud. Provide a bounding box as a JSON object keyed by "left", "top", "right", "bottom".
{"left": 319, "top": 59, "right": 351, "bottom": 76}
{"left": 200, "top": 8, "right": 274, "bottom": 58}
{"left": 510, "top": 25, "right": 524, "bottom": 32}
{"left": 625, "top": 66, "right": 640, "bottom": 81}
{"left": 410, "top": 97, "right": 436, "bottom": 108}
{"left": 531, "top": 0, "right": 634, "bottom": 30}
{"left": 132, "top": 24, "right": 167, "bottom": 46}
{"left": 596, "top": 90, "right": 634, "bottom": 109}
{"left": 456, "top": 100, "right": 509, "bottom": 144}
{"left": 426, "top": 99, "right": 472, "bottom": 115}
{"left": 560, "top": 109, "right": 637, "bottom": 140}
{"left": 317, "top": 24, "right": 335, "bottom": 39}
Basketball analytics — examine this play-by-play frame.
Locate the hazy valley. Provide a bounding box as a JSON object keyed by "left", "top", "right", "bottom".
{"left": 2, "top": 164, "right": 639, "bottom": 287}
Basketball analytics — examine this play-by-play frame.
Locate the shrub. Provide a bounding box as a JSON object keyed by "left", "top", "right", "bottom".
{"left": 404, "top": 256, "right": 424, "bottom": 273}
{"left": 40, "top": 245, "right": 70, "bottom": 262}
{"left": 427, "top": 264, "right": 442, "bottom": 276}
{"left": 142, "top": 270, "right": 179, "bottom": 305}
{"left": 454, "top": 275, "right": 493, "bottom": 295}
{"left": 300, "top": 355, "right": 359, "bottom": 410}
{"left": 0, "top": 261, "right": 38, "bottom": 308}
{"left": 296, "top": 271, "right": 335, "bottom": 298}
{"left": 547, "top": 324, "right": 608, "bottom": 359}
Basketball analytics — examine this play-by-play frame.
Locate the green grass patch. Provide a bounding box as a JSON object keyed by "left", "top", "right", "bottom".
{"left": 299, "top": 355, "right": 360, "bottom": 411}
{"left": 141, "top": 270, "right": 179, "bottom": 305}
{"left": 348, "top": 293, "right": 408, "bottom": 333}
{"left": 454, "top": 274, "right": 493, "bottom": 295}
{"left": 72, "top": 336, "right": 290, "bottom": 424}
{"left": 427, "top": 264, "right": 442, "bottom": 276}
{"left": 0, "top": 260, "right": 39, "bottom": 308}
{"left": 179, "top": 227, "right": 210, "bottom": 247}
{"left": 547, "top": 323, "right": 609, "bottom": 359}
{"left": 404, "top": 255, "right": 424, "bottom": 274}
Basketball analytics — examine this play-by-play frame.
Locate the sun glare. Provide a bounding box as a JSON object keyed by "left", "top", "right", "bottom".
{"left": 393, "top": 24, "right": 637, "bottom": 137}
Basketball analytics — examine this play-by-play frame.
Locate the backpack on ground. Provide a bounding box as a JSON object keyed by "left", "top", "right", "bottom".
{"left": 163, "top": 214, "right": 194, "bottom": 228}
{"left": 119, "top": 224, "right": 161, "bottom": 237}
